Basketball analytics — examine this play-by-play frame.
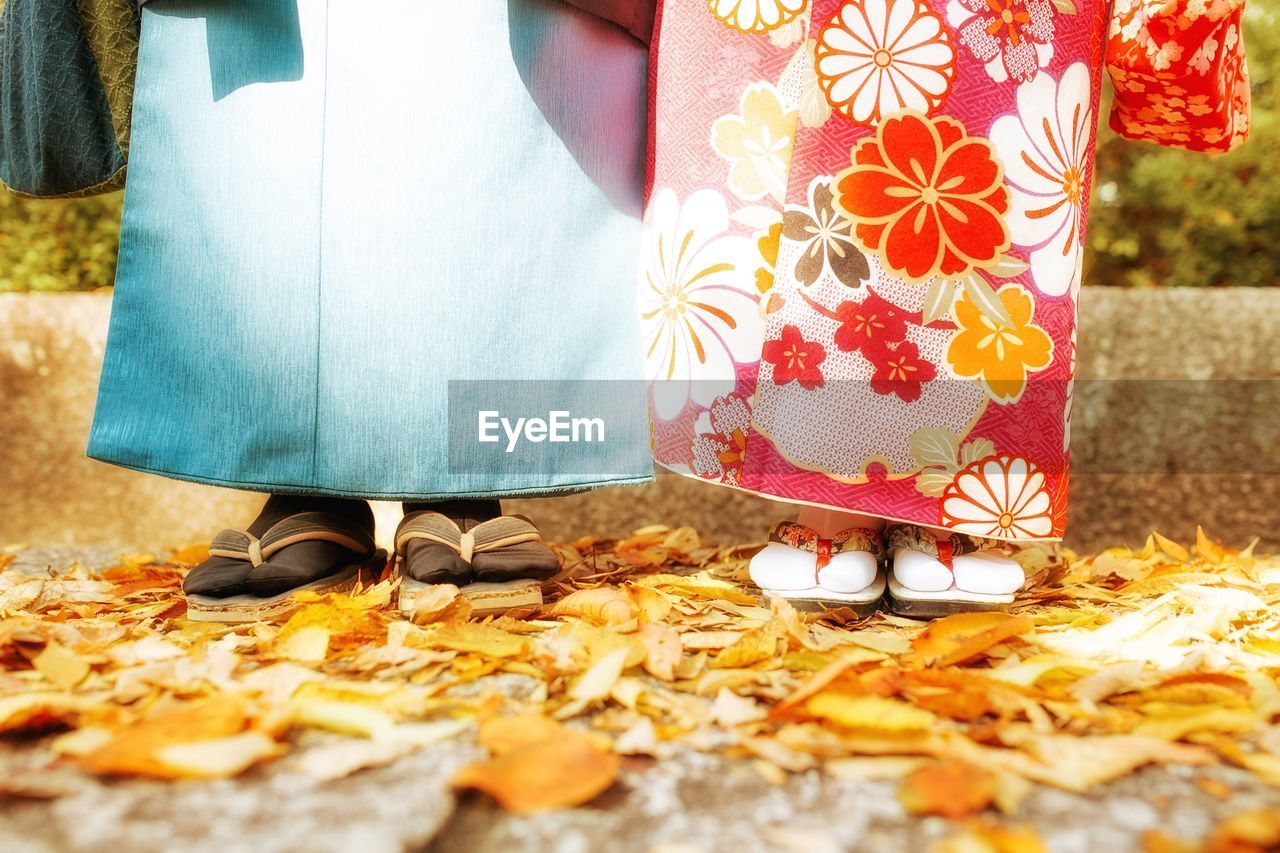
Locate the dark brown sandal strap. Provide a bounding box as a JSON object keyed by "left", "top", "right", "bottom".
{"left": 468, "top": 516, "right": 543, "bottom": 552}
{"left": 395, "top": 513, "right": 542, "bottom": 563}
{"left": 209, "top": 512, "right": 375, "bottom": 568}
{"left": 394, "top": 512, "right": 463, "bottom": 559}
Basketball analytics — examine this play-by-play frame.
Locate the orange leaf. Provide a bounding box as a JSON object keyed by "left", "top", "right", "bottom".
{"left": 550, "top": 587, "right": 637, "bottom": 627}
{"left": 711, "top": 624, "right": 780, "bottom": 669}
{"left": 0, "top": 693, "right": 87, "bottom": 734}
{"left": 899, "top": 760, "right": 997, "bottom": 819}
{"left": 909, "top": 612, "right": 1034, "bottom": 667}
{"left": 409, "top": 584, "right": 473, "bottom": 625}
{"left": 169, "top": 544, "right": 212, "bottom": 565}
{"left": 477, "top": 714, "right": 567, "bottom": 756}
{"left": 935, "top": 819, "right": 1047, "bottom": 853}
{"left": 275, "top": 602, "right": 385, "bottom": 653}
{"left": 900, "top": 669, "right": 1032, "bottom": 721}
{"left": 628, "top": 584, "right": 673, "bottom": 623}
{"left": 774, "top": 654, "right": 874, "bottom": 717}
{"left": 858, "top": 665, "right": 905, "bottom": 697}
{"left": 79, "top": 697, "right": 251, "bottom": 778}
{"left": 1196, "top": 526, "right": 1229, "bottom": 565}
{"left": 1152, "top": 532, "right": 1189, "bottom": 563}
{"left": 452, "top": 730, "right": 620, "bottom": 814}
{"left": 99, "top": 563, "right": 186, "bottom": 595}
{"left": 424, "top": 623, "right": 532, "bottom": 658}
{"left": 1206, "top": 809, "right": 1280, "bottom": 853}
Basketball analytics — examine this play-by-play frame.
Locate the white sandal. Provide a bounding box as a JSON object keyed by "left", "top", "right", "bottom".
{"left": 885, "top": 524, "right": 1016, "bottom": 618}
{"left": 750, "top": 521, "right": 886, "bottom": 616}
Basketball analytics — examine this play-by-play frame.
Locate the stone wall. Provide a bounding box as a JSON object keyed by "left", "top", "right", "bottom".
{"left": 2, "top": 289, "right": 1277, "bottom": 553}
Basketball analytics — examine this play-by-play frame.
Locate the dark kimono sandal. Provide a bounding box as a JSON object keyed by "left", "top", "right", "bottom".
{"left": 763, "top": 522, "right": 887, "bottom": 617}
{"left": 394, "top": 512, "right": 560, "bottom": 616}
{"left": 885, "top": 523, "right": 1013, "bottom": 618}
{"left": 186, "top": 512, "right": 387, "bottom": 623}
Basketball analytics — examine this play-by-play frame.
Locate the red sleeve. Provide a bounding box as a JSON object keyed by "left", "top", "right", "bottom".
{"left": 1105, "top": 0, "right": 1251, "bottom": 152}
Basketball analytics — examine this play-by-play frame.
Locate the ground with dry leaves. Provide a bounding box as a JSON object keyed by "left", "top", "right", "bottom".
{"left": 2, "top": 527, "right": 1279, "bottom": 853}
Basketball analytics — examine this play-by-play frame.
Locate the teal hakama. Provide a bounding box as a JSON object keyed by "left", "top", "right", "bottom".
{"left": 88, "top": 0, "right": 652, "bottom": 499}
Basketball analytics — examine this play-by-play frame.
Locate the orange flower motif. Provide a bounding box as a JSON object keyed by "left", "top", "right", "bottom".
{"left": 833, "top": 112, "right": 1011, "bottom": 282}
{"left": 945, "top": 284, "right": 1052, "bottom": 403}
{"left": 708, "top": 0, "right": 809, "bottom": 33}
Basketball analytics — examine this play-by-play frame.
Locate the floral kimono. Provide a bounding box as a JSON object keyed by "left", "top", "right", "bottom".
{"left": 642, "top": 0, "right": 1249, "bottom": 540}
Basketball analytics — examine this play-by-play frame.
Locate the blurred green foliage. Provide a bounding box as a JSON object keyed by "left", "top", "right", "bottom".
{"left": 0, "top": 188, "right": 121, "bottom": 292}
{"left": 0, "top": 0, "right": 1276, "bottom": 292}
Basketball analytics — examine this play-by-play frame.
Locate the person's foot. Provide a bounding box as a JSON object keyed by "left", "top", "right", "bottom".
{"left": 890, "top": 547, "right": 1024, "bottom": 596}
{"left": 397, "top": 501, "right": 560, "bottom": 585}
{"left": 183, "top": 495, "right": 375, "bottom": 599}
{"left": 749, "top": 542, "right": 822, "bottom": 592}
{"left": 749, "top": 511, "right": 885, "bottom": 608}
{"left": 885, "top": 524, "right": 1026, "bottom": 617}
{"left": 818, "top": 550, "right": 879, "bottom": 594}
{"left": 749, "top": 542, "right": 880, "bottom": 595}
{"left": 399, "top": 500, "right": 499, "bottom": 586}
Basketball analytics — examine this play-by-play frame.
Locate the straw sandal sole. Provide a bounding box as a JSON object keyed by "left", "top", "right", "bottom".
{"left": 398, "top": 576, "right": 542, "bottom": 617}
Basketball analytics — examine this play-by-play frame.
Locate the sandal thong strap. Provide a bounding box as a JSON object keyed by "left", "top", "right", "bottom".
{"left": 394, "top": 512, "right": 542, "bottom": 564}
{"left": 209, "top": 512, "right": 377, "bottom": 569}
{"left": 885, "top": 523, "right": 1003, "bottom": 570}
{"left": 769, "top": 521, "right": 884, "bottom": 570}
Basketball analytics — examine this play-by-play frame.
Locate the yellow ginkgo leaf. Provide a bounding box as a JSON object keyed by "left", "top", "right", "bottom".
{"left": 33, "top": 640, "right": 90, "bottom": 689}
{"left": 804, "top": 693, "right": 936, "bottom": 732}
{"left": 711, "top": 625, "right": 780, "bottom": 669}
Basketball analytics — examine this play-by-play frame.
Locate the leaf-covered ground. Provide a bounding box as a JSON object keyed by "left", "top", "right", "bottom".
{"left": 2, "top": 527, "right": 1279, "bottom": 852}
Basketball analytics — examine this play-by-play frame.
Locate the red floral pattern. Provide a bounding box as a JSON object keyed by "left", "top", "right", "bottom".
{"left": 832, "top": 293, "right": 908, "bottom": 357}
{"left": 762, "top": 325, "right": 827, "bottom": 389}
{"left": 950, "top": 0, "right": 1056, "bottom": 83}
{"left": 833, "top": 112, "right": 1011, "bottom": 281}
{"left": 870, "top": 342, "right": 937, "bottom": 402}
{"left": 689, "top": 393, "right": 753, "bottom": 485}
{"left": 644, "top": 0, "right": 1250, "bottom": 541}
{"left": 1106, "top": 0, "right": 1250, "bottom": 152}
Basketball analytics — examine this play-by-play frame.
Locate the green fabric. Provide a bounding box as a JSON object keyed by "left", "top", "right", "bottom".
{"left": 76, "top": 0, "right": 138, "bottom": 161}
{"left": 0, "top": 0, "right": 137, "bottom": 198}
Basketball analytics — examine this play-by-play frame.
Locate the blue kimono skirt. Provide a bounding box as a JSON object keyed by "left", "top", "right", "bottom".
{"left": 88, "top": 0, "right": 652, "bottom": 499}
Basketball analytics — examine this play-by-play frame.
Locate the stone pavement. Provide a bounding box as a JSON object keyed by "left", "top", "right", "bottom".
{"left": 438, "top": 761, "right": 1278, "bottom": 853}
{"left": 4, "top": 726, "right": 1279, "bottom": 853}
{"left": 3, "top": 548, "right": 1277, "bottom": 853}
